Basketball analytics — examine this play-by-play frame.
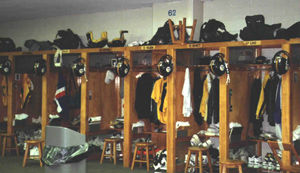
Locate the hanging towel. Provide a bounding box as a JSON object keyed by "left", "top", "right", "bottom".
{"left": 1, "top": 77, "right": 8, "bottom": 106}
{"left": 55, "top": 72, "right": 67, "bottom": 114}
{"left": 182, "top": 68, "right": 192, "bottom": 117}
{"left": 20, "top": 74, "right": 34, "bottom": 109}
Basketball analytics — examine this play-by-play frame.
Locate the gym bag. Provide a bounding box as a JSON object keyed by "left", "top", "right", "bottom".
{"left": 24, "top": 39, "right": 53, "bottom": 51}
{"left": 0, "top": 38, "right": 20, "bottom": 52}
{"left": 200, "top": 19, "right": 238, "bottom": 42}
{"left": 53, "top": 29, "right": 85, "bottom": 49}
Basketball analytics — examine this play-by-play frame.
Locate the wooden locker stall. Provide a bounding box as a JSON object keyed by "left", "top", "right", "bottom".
{"left": 0, "top": 55, "right": 9, "bottom": 132}
{"left": 86, "top": 48, "right": 124, "bottom": 135}
{"left": 123, "top": 45, "right": 169, "bottom": 168}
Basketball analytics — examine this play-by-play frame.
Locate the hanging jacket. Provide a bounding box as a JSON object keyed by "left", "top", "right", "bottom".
{"left": 273, "top": 78, "right": 282, "bottom": 124}
{"left": 199, "top": 74, "right": 211, "bottom": 121}
{"left": 135, "top": 73, "right": 159, "bottom": 123}
{"left": 193, "top": 69, "right": 204, "bottom": 125}
{"left": 20, "top": 74, "right": 34, "bottom": 109}
{"left": 265, "top": 74, "right": 280, "bottom": 126}
{"left": 249, "top": 78, "right": 263, "bottom": 137}
{"left": 207, "top": 77, "right": 219, "bottom": 124}
{"left": 151, "top": 78, "right": 168, "bottom": 124}
{"left": 256, "top": 73, "right": 270, "bottom": 119}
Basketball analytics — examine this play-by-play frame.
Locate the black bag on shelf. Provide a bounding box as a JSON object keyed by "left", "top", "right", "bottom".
{"left": 0, "top": 37, "right": 21, "bottom": 52}
{"left": 200, "top": 19, "right": 238, "bottom": 42}
{"left": 53, "top": 29, "right": 85, "bottom": 49}
{"left": 240, "top": 14, "right": 281, "bottom": 40}
{"left": 24, "top": 39, "right": 53, "bottom": 51}
{"left": 276, "top": 21, "right": 300, "bottom": 40}
{"left": 147, "top": 20, "right": 172, "bottom": 45}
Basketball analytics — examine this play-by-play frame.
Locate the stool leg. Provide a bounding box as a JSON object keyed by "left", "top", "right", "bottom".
{"left": 109, "top": 142, "right": 113, "bottom": 161}
{"left": 238, "top": 165, "right": 243, "bottom": 173}
{"left": 199, "top": 151, "right": 203, "bottom": 173}
{"left": 2, "top": 137, "right": 6, "bottom": 157}
{"left": 100, "top": 142, "right": 107, "bottom": 164}
{"left": 146, "top": 146, "right": 149, "bottom": 172}
{"left": 14, "top": 136, "right": 19, "bottom": 156}
{"left": 185, "top": 150, "right": 192, "bottom": 173}
{"left": 222, "top": 165, "right": 226, "bottom": 173}
{"left": 38, "top": 143, "right": 43, "bottom": 167}
{"left": 22, "top": 144, "right": 29, "bottom": 167}
{"left": 113, "top": 142, "right": 117, "bottom": 165}
{"left": 206, "top": 151, "right": 213, "bottom": 173}
{"left": 131, "top": 146, "right": 138, "bottom": 170}
{"left": 120, "top": 141, "right": 124, "bottom": 158}
{"left": 139, "top": 147, "right": 143, "bottom": 167}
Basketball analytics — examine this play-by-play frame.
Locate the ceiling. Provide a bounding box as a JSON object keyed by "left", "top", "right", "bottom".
{"left": 0, "top": 0, "right": 180, "bottom": 23}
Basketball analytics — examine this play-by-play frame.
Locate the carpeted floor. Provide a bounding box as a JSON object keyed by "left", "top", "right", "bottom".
{"left": 0, "top": 155, "right": 150, "bottom": 173}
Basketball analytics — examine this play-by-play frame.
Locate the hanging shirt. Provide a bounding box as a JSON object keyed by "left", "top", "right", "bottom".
{"left": 1, "top": 77, "right": 8, "bottom": 106}
{"left": 256, "top": 73, "right": 270, "bottom": 119}
{"left": 199, "top": 74, "right": 212, "bottom": 121}
{"left": 182, "top": 68, "right": 192, "bottom": 117}
{"left": 273, "top": 78, "right": 282, "bottom": 124}
{"left": 20, "top": 74, "right": 34, "bottom": 109}
{"left": 151, "top": 78, "right": 168, "bottom": 124}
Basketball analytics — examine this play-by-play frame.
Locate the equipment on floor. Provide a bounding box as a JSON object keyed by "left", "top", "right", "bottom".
{"left": 157, "top": 54, "right": 173, "bottom": 77}
{"left": 200, "top": 19, "right": 238, "bottom": 42}
{"left": 272, "top": 50, "right": 289, "bottom": 75}
{"left": 33, "top": 58, "right": 47, "bottom": 75}
{"left": 0, "top": 58, "right": 12, "bottom": 75}
{"left": 107, "top": 30, "right": 128, "bottom": 47}
{"left": 86, "top": 31, "right": 108, "bottom": 48}
{"left": 112, "top": 56, "right": 130, "bottom": 77}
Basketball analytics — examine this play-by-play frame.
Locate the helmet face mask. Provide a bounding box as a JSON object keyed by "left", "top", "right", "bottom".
{"left": 33, "top": 59, "right": 47, "bottom": 75}
{"left": 114, "top": 56, "right": 130, "bottom": 77}
{"left": 0, "top": 59, "right": 12, "bottom": 75}
{"left": 272, "top": 50, "right": 289, "bottom": 75}
{"left": 209, "top": 53, "right": 227, "bottom": 76}
{"left": 157, "top": 55, "right": 173, "bottom": 77}
{"left": 72, "top": 58, "right": 86, "bottom": 77}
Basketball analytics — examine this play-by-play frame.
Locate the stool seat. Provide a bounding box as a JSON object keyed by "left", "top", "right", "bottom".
{"left": 185, "top": 146, "right": 213, "bottom": 173}
{"left": 131, "top": 142, "right": 155, "bottom": 172}
{"left": 1, "top": 133, "right": 19, "bottom": 157}
{"left": 100, "top": 138, "right": 123, "bottom": 165}
{"left": 220, "top": 160, "right": 244, "bottom": 173}
{"left": 22, "top": 139, "right": 44, "bottom": 167}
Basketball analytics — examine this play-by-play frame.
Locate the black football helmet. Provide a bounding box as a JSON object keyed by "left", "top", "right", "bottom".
{"left": 72, "top": 58, "right": 86, "bottom": 77}
{"left": 209, "top": 53, "right": 228, "bottom": 76}
{"left": 33, "top": 59, "right": 47, "bottom": 75}
{"left": 0, "top": 59, "right": 12, "bottom": 75}
{"left": 272, "top": 50, "right": 289, "bottom": 75}
{"left": 115, "top": 56, "right": 130, "bottom": 77}
{"left": 157, "top": 54, "right": 173, "bottom": 77}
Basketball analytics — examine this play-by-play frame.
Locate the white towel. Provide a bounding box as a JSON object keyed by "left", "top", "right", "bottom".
{"left": 182, "top": 68, "right": 193, "bottom": 117}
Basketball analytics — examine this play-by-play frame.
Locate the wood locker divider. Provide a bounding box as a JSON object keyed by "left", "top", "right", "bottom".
{"left": 281, "top": 43, "right": 292, "bottom": 168}
{"left": 41, "top": 53, "right": 49, "bottom": 142}
{"left": 7, "top": 55, "right": 14, "bottom": 136}
{"left": 80, "top": 52, "right": 88, "bottom": 134}
{"left": 123, "top": 47, "right": 132, "bottom": 167}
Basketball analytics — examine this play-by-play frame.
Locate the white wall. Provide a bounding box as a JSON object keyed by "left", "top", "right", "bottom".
{"left": 203, "top": 0, "right": 300, "bottom": 40}
{"left": 0, "top": 7, "right": 153, "bottom": 49}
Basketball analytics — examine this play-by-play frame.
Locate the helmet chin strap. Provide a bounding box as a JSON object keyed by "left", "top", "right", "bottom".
{"left": 225, "top": 62, "right": 230, "bottom": 85}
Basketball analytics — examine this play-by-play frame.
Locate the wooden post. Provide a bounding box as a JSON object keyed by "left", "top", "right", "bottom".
{"left": 41, "top": 53, "right": 48, "bottom": 141}
{"left": 281, "top": 43, "right": 292, "bottom": 167}
{"left": 166, "top": 48, "right": 176, "bottom": 173}
{"left": 7, "top": 55, "right": 14, "bottom": 136}
{"left": 123, "top": 48, "right": 132, "bottom": 167}
{"left": 80, "top": 52, "right": 88, "bottom": 134}
{"left": 219, "top": 47, "right": 230, "bottom": 172}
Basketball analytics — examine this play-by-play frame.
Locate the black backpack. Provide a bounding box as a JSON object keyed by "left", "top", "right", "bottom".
{"left": 200, "top": 19, "right": 238, "bottom": 42}
{"left": 240, "top": 15, "right": 281, "bottom": 41}
{"left": 53, "top": 29, "right": 85, "bottom": 49}
{"left": 0, "top": 38, "right": 21, "bottom": 52}
{"left": 24, "top": 39, "right": 53, "bottom": 51}
{"left": 147, "top": 20, "right": 173, "bottom": 45}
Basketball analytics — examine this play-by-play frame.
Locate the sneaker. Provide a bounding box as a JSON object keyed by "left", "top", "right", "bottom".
{"left": 201, "top": 139, "right": 212, "bottom": 148}
{"left": 262, "top": 161, "right": 268, "bottom": 169}
{"left": 190, "top": 134, "right": 201, "bottom": 146}
{"left": 248, "top": 156, "right": 255, "bottom": 168}
{"left": 253, "top": 156, "right": 262, "bottom": 168}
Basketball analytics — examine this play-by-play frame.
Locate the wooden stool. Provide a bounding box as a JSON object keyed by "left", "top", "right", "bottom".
{"left": 131, "top": 142, "right": 155, "bottom": 172}
{"left": 185, "top": 146, "right": 213, "bottom": 173}
{"left": 220, "top": 160, "right": 244, "bottom": 173}
{"left": 100, "top": 138, "right": 123, "bottom": 165}
{"left": 22, "top": 139, "right": 44, "bottom": 167}
{"left": 1, "top": 133, "right": 19, "bottom": 157}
